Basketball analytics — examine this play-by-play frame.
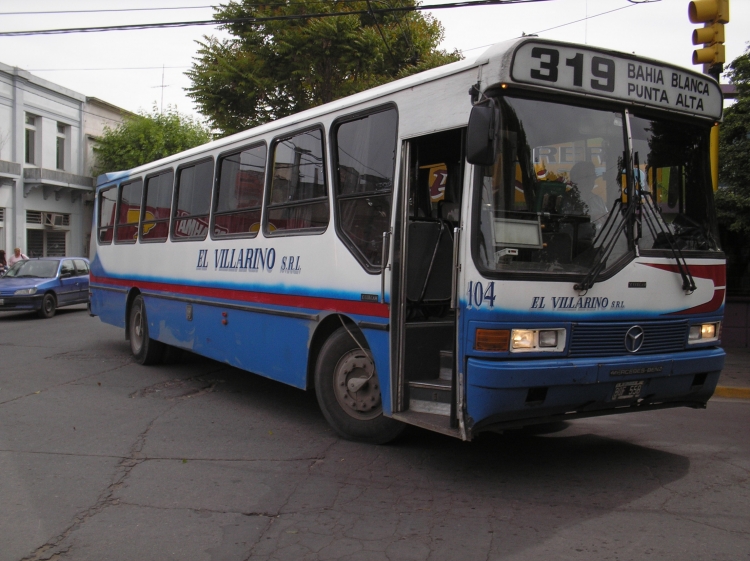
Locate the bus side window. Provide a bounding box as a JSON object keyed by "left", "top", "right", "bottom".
{"left": 97, "top": 186, "right": 117, "bottom": 244}
{"left": 115, "top": 179, "right": 142, "bottom": 244}
{"left": 141, "top": 170, "right": 174, "bottom": 242}
{"left": 213, "top": 143, "right": 267, "bottom": 238}
{"left": 332, "top": 107, "right": 397, "bottom": 269}
{"left": 172, "top": 159, "right": 214, "bottom": 241}
{"left": 266, "top": 127, "right": 329, "bottom": 234}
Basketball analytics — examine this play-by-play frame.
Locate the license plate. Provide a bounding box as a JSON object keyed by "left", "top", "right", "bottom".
{"left": 612, "top": 380, "right": 644, "bottom": 400}
{"left": 0, "top": 299, "right": 4, "bottom": 305}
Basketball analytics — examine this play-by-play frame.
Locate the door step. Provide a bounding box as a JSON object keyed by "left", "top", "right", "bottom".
{"left": 392, "top": 409, "right": 461, "bottom": 439}
{"left": 409, "top": 379, "right": 451, "bottom": 416}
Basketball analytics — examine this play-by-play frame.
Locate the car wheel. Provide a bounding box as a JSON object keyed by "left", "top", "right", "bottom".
{"left": 129, "top": 295, "right": 164, "bottom": 365}
{"left": 314, "top": 326, "right": 404, "bottom": 444}
{"left": 38, "top": 293, "right": 57, "bottom": 319}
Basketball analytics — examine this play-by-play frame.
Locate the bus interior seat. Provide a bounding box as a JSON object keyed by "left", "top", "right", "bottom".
{"left": 439, "top": 201, "right": 460, "bottom": 223}
{"left": 406, "top": 220, "right": 454, "bottom": 305}
{"left": 535, "top": 232, "right": 573, "bottom": 264}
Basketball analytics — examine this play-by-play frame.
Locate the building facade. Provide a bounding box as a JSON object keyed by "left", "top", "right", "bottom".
{"left": 0, "top": 63, "right": 128, "bottom": 260}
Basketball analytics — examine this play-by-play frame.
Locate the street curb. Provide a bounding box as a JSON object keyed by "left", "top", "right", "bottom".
{"left": 714, "top": 386, "right": 750, "bottom": 400}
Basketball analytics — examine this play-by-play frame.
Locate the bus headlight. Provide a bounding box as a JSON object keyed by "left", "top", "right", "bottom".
{"left": 510, "top": 328, "right": 566, "bottom": 352}
{"left": 688, "top": 322, "right": 720, "bottom": 343}
{"left": 511, "top": 329, "right": 534, "bottom": 349}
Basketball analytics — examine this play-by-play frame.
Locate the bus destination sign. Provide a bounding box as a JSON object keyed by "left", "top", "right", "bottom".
{"left": 510, "top": 41, "right": 722, "bottom": 120}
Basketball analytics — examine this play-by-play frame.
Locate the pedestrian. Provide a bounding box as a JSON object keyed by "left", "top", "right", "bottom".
{"left": 0, "top": 249, "right": 6, "bottom": 275}
{"left": 8, "top": 247, "right": 29, "bottom": 267}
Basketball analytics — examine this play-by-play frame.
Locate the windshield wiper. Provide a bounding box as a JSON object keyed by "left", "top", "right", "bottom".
{"left": 639, "top": 191, "right": 697, "bottom": 293}
{"left": 633, "top": 151, "right": 696, "bottom": 294}
{"left": 574, "top": 199, "right": 633, "bottom": 292}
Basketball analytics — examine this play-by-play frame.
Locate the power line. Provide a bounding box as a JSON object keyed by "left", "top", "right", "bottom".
{"left": 27, "top": 66, "right": 189, "bottom": 72}
{"left": 0, "top": 6, "right": 214, "bottom": 16}
{"left": 0, "top": 1, "right": 384, "bottom": 17}
{"left": 460, "top": 1, "right": 651, "bottom": 53}
{"left": 0, "top": 0, "right": 555, "bottom": 37}
{"left": 531, "top": 2, "right": 637, "bottom": 35}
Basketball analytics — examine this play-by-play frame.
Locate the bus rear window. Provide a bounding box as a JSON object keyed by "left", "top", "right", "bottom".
{"left": 214, "top": 144, "right": 266, "bottom": 238}
{"left": 97, "top": 186, "right": 117, "bottom": 244}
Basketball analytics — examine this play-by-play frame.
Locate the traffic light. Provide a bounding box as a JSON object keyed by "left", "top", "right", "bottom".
{"left": 689, "top": 0, "right": 729, "bottom": 67}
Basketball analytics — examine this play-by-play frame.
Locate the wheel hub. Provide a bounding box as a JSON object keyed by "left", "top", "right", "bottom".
{"left": 333, "top": 351, "right": 381, "bottom": 420}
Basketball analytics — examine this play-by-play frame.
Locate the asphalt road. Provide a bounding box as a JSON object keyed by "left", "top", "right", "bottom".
{"left": 1, "top": 307, "right": 748, "bottom": 561}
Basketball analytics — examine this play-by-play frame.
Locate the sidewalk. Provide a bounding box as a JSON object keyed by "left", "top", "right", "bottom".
{"left": 716, "top": 347, "right": 750, "bottom": 399}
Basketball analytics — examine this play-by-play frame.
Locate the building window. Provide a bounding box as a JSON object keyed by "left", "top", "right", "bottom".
{"left": 25, "top": 113, "right": 37, "bottom": 165}
{"left": 56, "top": 123, "right": 67, "bottom": 170}
{"left": 27, "top": 229, "right": 67, "bottom": 257}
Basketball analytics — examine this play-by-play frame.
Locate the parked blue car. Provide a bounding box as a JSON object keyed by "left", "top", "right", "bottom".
{"left": 0, "top": 257, "right": 90, "bottom": 318}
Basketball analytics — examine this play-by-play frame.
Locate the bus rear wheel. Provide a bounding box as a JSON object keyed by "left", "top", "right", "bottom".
{"left": 315, "top": 326, "right": 404, "bottom": 444}
{"left": 129, "top": 295, "right": 164, "bottom": 365}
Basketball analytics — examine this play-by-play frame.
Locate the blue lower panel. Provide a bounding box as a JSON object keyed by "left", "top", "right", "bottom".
{"left": 144, "top": 295, "right": 313, "bottom": 389}
{"left": 466, "top": 348, "right": 725, "bottom": 429}
{"left": 90, "top": 288, "right": 126, "bottom": 328}
{"left": 92, "top": 288, "right": 392, "bottom": 410}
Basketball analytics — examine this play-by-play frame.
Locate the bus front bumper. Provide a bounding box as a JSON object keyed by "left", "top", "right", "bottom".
{"left": 465, "top": 348, "right": 725, "bottom": 433}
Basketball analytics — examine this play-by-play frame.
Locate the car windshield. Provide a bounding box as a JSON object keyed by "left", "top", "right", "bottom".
{"left": 475, "top": 96, "right": 629, "bottom": 276}
{"left": 4, "top": 260, "right": 58, "bottom": 278}
{"left": 474, "top": 96, "right": 720, "bottom": 278}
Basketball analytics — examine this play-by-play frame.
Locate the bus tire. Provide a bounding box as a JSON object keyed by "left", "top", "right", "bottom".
{"left": 37, "top": 293, "right": 57, "bottom": 319}
{"left": 129, "top": 295, "right": 164, "bottom": 365}
{"left": 315, "top": 326, "right": 404, "bottom": 444}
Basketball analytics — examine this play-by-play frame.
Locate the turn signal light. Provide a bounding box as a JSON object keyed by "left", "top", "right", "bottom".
{"left": 475, "top": 329, "right": 510, "bottom": 351}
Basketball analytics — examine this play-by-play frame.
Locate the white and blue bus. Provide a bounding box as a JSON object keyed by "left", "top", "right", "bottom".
{"left": 90, "top": 38, "right": 726, "bottom": 443}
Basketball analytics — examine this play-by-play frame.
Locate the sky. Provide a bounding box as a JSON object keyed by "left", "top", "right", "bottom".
{"left": 0, "top": 0, "right": 747, "bottom": 122}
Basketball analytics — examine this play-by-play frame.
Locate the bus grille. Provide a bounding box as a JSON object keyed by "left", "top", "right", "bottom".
{"left": 568, "top": 320, "right": 688, "bottom": 357}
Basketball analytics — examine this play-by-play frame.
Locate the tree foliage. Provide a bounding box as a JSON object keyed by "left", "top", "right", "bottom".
{"left": 92, "top": 106, "right": 212, "bottom": 176}
{"left": 715, "top": 46, "right": 750, "bottom": 235}
{"left": 186, "top": 0, "right": 461, "bottom": 135}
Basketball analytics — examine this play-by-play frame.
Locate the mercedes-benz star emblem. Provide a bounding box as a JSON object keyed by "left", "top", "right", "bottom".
{"left": 625, "top": 326, "right": 645, "bottom": 353}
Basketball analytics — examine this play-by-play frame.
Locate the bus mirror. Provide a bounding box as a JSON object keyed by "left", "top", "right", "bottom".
{"left": 466, "top": 104, "right": 496, "bottom": 166}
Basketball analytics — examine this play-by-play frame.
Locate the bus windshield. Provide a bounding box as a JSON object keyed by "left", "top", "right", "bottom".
{"left": 475, "top": 96, "right": 719, "bottom": 277}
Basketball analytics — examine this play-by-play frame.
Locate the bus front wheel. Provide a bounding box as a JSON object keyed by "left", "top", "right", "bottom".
{"left": 129, "top": 295, "right": 164, "bottom": 365}
{"left": 315, "top": 326, "right": 404, "bottom": 444}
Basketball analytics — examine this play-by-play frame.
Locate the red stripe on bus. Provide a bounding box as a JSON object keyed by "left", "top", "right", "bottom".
{"left": 640, "top": 263, "right": 726, "bottom": 286}
{"left": 90, "top": 275, "right": 390, "bottom": 318}
{"left": 667, "top": 288, "right": 725, "bottom": 315}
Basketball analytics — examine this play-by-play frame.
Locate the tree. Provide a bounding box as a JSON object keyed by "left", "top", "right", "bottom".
{"left": 715, "top": 46, "right": 750, "bottom": 235}
{"left": 92, "top": 106, "right": 212, "bottom": 176}
{"left": 186, "top": 0, "right": 461, "bottom": 135}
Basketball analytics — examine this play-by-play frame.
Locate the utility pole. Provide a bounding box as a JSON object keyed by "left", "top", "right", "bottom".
{"left": 152, "top": 65, "right": 171, "bottom": 114}
{"left": 688, "top": 0, "right": 730, "bottom": 191}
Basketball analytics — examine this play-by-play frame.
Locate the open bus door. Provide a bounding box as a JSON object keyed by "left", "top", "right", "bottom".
{"left": 390, "top": 128, "right": 467, "bottom": 438}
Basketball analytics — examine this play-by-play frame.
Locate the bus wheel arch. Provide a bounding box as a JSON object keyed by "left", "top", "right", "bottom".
{"left": 313, "top": 318, "right": 403, "bottom": 444}
{"left": 127, "top": 292, "right": 164, "bottom": 365}
{"left": 124, "top": 288, "right": 141, "bottom": 342}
